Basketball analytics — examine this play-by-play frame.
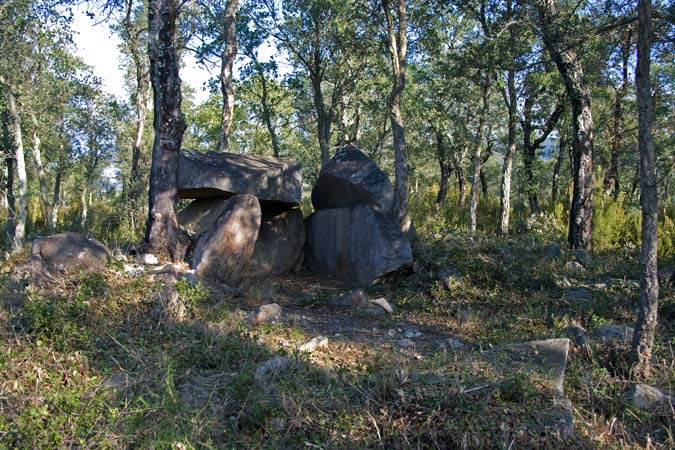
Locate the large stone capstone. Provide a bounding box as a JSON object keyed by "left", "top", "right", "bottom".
{"left": 304, "top": 204, "right": 412, "bottom": 286}
{"left": 191, "top": 194, "right": 262, "bottom": 287}
{"left": 245, "top": 209, "right": 306, "bottom": 278}
{"left": 311, "top": 145, "right": 394, "bottom": 214}
{"left": 178, "top": 149, "right": 302, "bottom": 207}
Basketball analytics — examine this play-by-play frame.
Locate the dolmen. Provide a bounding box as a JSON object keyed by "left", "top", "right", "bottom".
{"left": 305, "top": 145, "right": 413, "bottom": 285}
{"left": 178, "top": 149, "right": 305, "bottom": 286}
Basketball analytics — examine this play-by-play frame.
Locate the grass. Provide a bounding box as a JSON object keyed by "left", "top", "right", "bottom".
{"left": 0, "top": 227, "right": 674, "bottom": 449}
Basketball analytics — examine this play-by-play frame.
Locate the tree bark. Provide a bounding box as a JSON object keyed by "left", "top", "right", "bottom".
{"left": 6, "top": 91, "right": 27, "bottom": 253}
{"left": 144, "top": 0, "right": 189, "bottom": 261}
{"left": 499, "top": 64, "right": 517, "bottom": 235}
{"left": 257, "top": 66, "right": 281, "bottom": 157}
{"left": 30, "top": 114, "right": 52, "bottom": 232}
{"left": 382, "top": 0, "right": 409, "bottom": 227}
{"left": 552, "top": 130, "right": 567, "bottom": 205}
{"left": 468, "top": 70, "right": 492, "bottom": 234}
{"left": 538, "top": 0, "right": 594, "bottom": 253}
{"left": 218, "top": 0, "right": 238, "bottom": 152}
{"left": 604, "top": 27, "right": 631, "bottom": 199}
{"left": 436, "top": 131, "right": 452, "bottom": 206}
{"left": 631, "top": 0, "right": 658, "bottom": 380}
{"left": 51, "top": 169, "right": 61, "bottom": 230}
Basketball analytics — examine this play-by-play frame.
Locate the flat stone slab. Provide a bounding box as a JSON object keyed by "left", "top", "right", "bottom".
{"left": 178, "top": 149, "right": 301, "bottom": 206}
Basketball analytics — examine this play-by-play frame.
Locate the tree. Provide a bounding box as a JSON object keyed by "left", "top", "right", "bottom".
{"left": 143, "top": 0, "right": 190, "bottom": 260}
{"left": 537, "top": 0, "right": 595, "bottom": 253}
{"left": 382, "top": 0, "right": 410, "bottom": 227}
{"left": 631, "top": 0, "right": 658, "bottom": 379}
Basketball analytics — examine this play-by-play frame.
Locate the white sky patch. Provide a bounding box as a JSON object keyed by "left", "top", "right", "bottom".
{"left": 71, "top": 6, "right": 213, "bottom": 104}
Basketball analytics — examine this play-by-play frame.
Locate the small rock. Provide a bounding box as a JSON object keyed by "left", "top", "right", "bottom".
{"left": 387, "top": 329, "right": 396, "bottom": 337}
{"left": 254, "top": 356, "right": 293, "bottom": 382}
{"left": 437, "top": 268, "right": 462, "bottom": 289}
{"left": 627, "top": 384, "right": 673, "bottom": 411}
{"left": 123, "top": 264, "right": 145, "bottom": 277}
{"left": 135, "top": 253, "right": 159, "bottom": 265}
{"left": 554, "top": 275, "right": 573, "bottom": 289}
{"left": 297, "top": 336, "right": 329, "bottom": 353}
{"left": 329, "top": 288, "right": 369, "bottom": 309}
{"left": 113, "top": 251, "right": 128, "bottom": 263}
{"left": 395, "top": 338, "right": 415, "bottom": 348}
{"left": 563, "top": 288, "right": 593, "bottom": 308}
{"left": 564, "top": 324, "right": 589, "bottom": 346}
{"left": 545, "top": 242, "right": 562, "bottom": 259}
{"left": 592, "top": 324, "right": 634, "bottom": 344}
{"left": 371, "top": 297, "right": 395, "bottom": 314}
{"left": 154, "top": 284, "right": 187, "bottom": 321}
{"left": 248, "top": 303, "right": 282, "bottom": 325}
{"left": 574, "top": 249, "right": 592, "bottom": 267}
{"left": 361, "top": 306, "right": 387, "bottom": 318}
{"left": 403, "top": 328, "right": 422, "bottom": 339}
{"left": 178, "top": 270, "right": 199, "bottom": 286}
{"left": 566, "top": 261, "right": 585, "bottom": 275}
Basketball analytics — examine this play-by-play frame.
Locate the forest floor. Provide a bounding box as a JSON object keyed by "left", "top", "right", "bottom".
{"left": 1, "top": 231, "right": 674, "bottom": 449}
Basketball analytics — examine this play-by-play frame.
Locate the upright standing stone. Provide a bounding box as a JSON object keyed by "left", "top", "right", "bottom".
{"left": 191, "top": 194, "right": 261, "bottom": 286}
{"left": 311, "top": 145, "right": 395, "bottom": 214}
{"left": 305, "top": 204, "right": 412, "bottom": 285}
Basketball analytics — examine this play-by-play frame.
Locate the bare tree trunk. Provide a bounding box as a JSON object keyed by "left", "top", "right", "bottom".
{"left": 604, "top": 27, "right": 631, "bottom": 199}
{"left": 80, "top": 185, "right": 88, "bottom": 230}
{"left": 436, "top": 131, "right": 451, "bottom": 206}
{"left": 382, "top": 0, "right": 409, "bottom": 229}
{"left": 144, "top": 0, "right": 189, "bottom": 261}
{"left": 51, "top": 169, "right": 61, "bottom": 230}
{"left": 538, "top": 0, "right": 594, "bottom": 253}
{"left": 0, "top": 110, "right": 10, "bottom": 215}
{"left": 454, "top": 148, "right": 467, "bottom": 207}
{"left": 30, "top": 114, "right": 53, "bottom": 232}
{"left": 468, "top": 71, "right": 492, "bottom": 234}
{"left": 6, "top": 92, "right": 26, "bottom": 252}
{"left": 257, "top": 67, "right": 281, "bottom": 157}
{"left": 552, "top": 130, "right": 567, "bottom": 205}
{"left": 311, "top": 71, "right": 331, "bottom": 167}
{"left": 218, "top": 0, "right": 238, "bottom": 152}
{"left": 631, "top": 0, "right": 658, "bottom": 380}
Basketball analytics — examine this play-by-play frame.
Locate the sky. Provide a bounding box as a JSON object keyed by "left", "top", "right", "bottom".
{"left": 71, "top": 6, "right": 213, "bottom": 104}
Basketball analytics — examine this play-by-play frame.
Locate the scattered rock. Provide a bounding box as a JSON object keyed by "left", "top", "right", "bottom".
{"left": 544, "top": 242, "right": 562, "bottom": 259}
{"left": 244, "top": 209, "right": 305, "bottom": 278}
{"left": 627, "top": 384, "right": 674, "bottom": 412}
{"left": 297, "top": 336, "right": 329, "bottom": 353}
{"left": 329, "top": 288, "right": 370, "bottom": 309}
{"left": 360, "top": 305, "right": 387, "bottom": 318}
{"left": 178, "top": 270, "right": 199, "bottom": 286}
{"left": 135, "top": 253, "right": 159, "bottom": 265}
{"left": 371, "top": 297, "right": 395, "bottom": 314}
{"left": 311, "top": 145, "right": 394, "bottom": 214}
{"left": 437, "top": 268, "right": 462, "bottom": 289}
{"left": 403, "top": 328, "right": 422, "bottom": 339}
{"left": 574, "top": 249, "right": 592, "bottom": 267}
{"left": 554, "top": 274, "right": 573, "bottom": 289}
{"left": 24, "top": 232, "right": 109, "bottom": 277}
{"left": 123, "top": 264, "right": 145, "bottom": 277}
{"left": 591, "top": 324, "right": 634, "bottom": 344}
{"left": 248, "top": 303, "right": 282, "bottom": 325}
{"left": 254, "top": 356, "right": 294, "bottom": 383}
{"left": 563, "top": 288, "right": 594, "bottom": 308}
{"left": 154, "top": 284, "right": 187, "bottom": 322}
{"left": 565, "top": 261, "right": 585, "bottom": 275}
{"left": 178, "top": 149, "right": 302, "bottom": 206}
{"left": 564, "top": 324, "right": 589, "bottom": 346}
{"left": 395, "top": 338, "right": 415, "bottom": 348}
{"left": 305, "top": 204, "right": 413, "bottom": 286}
{"left": 191, "top": 194, "right": 262, "bottom": 287}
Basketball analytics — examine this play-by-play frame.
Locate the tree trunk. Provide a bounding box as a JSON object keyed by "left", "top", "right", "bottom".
{"left": 30, "top": 114, "right": 53, "bottom": 232}
{"left": 382, "top": 0, "right": 409, "bottom": 227}
{"left": 258, "top": 67, "right": 281, "bottom": 157}
{"left": 499, "top": 65, "right": 517, "bottom": 235}
{"left": 436, "top": 131, "right": 451, "bottom": 206}
{"left": 218, "top": 0, "right": 238, "bottom": 152}
{"left": 552, "top": 130, "right": 567, "bottom": 205}
{"left": 80, "top": 185, "right": 88, "bottom": 230}
{"left": 51, "top": 169, "right": 61, "bottom": 230}
{"left": 0, "top": 110, "right": 10, "bottom": 215}
{"left": 631, "top": 0, "right": 658, "bottom": 380}
{"left": 144, "top": 0, "right": 189, "bottom": 261}
{"left": 468, "top": 70, "right": 492, "bottom": 234}
{"left": 538, "top": 0, "right": 594, "bottom": 253}
{"left": 455, "top": 151, "right": 466, "bottom": 207}
{"left": 604, "top": 27, "right": 631, "bottom": 199}
{"left": 6, "top": 91, "right": 27, "bottom": 253}
{"left": 311, "top": 71, "right": 331, "bottom": 167}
